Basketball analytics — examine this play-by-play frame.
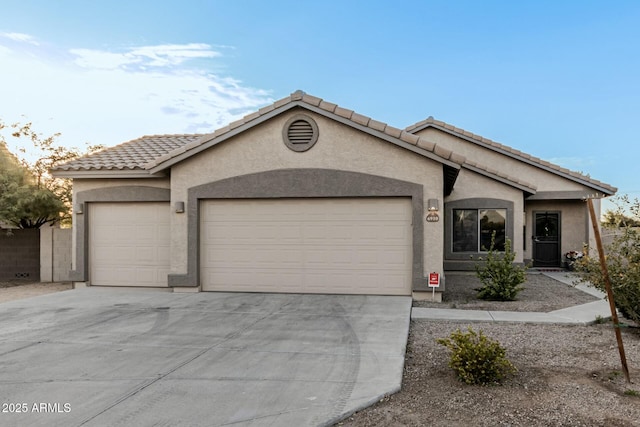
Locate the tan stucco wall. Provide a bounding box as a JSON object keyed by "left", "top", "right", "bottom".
{"left": 170, "top": 110, "right": 445, "bottom": 278}
{"left": 524, "top": 200, "right": 591, "bottom": 262}
{"left": 446, "top": 169, "right": 525, "bottom": 262}
{"left": 40, "top": 226, "right": 72, "bottom": 282}
{"left": 415, "top": 127, "right": 587, "bottom": 192}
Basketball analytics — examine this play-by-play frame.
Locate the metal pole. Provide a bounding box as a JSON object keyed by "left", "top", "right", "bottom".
{"left": 587, "top": 198, "right": 631, "bottom": 383}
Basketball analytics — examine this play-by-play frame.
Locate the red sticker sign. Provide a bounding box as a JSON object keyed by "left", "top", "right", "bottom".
{"left": 428, "top": 272, "right": 440, "bottom": 287}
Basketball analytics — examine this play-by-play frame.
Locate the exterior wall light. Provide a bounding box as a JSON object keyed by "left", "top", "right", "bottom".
{"left": 76, "top": 203, "right": 84, "bottom": 215}
{"left": 175, "top": 201, "right": 185, "bottom": 213}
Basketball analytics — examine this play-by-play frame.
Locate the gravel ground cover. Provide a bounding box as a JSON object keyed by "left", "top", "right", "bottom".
{"left": 414, "top": 272, "right": 599, "bottom": 312}
{"left": 338, "top": 273, "right": 640, "bottom": 427}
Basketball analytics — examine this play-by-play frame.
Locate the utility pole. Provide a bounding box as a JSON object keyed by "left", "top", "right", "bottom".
{"left": 586, "top": 197, "right": 630, "bottom": 383}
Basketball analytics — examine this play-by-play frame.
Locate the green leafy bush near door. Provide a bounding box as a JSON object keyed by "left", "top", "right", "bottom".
{"left": 474, "top": 232, "right": 527, "bottom": 301}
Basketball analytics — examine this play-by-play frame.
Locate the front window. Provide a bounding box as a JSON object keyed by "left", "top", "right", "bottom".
{"left": 453, "top": 208, "right": 506, "bottom": 252}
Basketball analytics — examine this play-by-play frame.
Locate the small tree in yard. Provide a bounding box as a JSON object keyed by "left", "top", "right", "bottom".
{"left": 0, "top": 119, "right": 103, "bottom": 228}
{"left": 475, "top": 231, "right": 527, "bottom": 301}
{"left": 576, "top": 195, "right": 640, "bottom": 325}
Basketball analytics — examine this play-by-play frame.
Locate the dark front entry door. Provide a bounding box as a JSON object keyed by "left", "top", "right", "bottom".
{"left": 533, "top": 212, "right": 561, "bottom": 267}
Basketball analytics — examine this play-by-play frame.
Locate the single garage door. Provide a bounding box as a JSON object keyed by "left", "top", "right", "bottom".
{"left": 200, "top": 198, "right": 413, "bottom": 295}
{"left": 89, "top": 202, "right": 170, "bottom": 287}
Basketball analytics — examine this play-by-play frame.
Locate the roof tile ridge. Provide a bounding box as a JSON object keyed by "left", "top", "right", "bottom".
{"left": 416, "top": 117, "right": 616, "bottom": 192}
{"left": 301, "top": 93, "right": 322, "bottom": 106}
{"left": 270, "top": 91, "right": 463, "bottom": 166}
{"left": 136, "top": 133, "right": 204, "bottom": 140}
{"left": 291, "top": 94, "right": 467, "bottom": 166}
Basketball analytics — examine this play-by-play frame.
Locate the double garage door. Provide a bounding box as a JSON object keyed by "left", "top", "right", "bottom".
{"left": 200, "top": 198, "right": 413, "bottom": 295}
{"left": 89, "top": 198, "right": 413, "bottom": 295}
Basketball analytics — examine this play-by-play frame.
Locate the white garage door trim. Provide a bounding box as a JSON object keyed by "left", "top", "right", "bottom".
{"left": 89, "top": 202, "right": 170, "bottom": 287}
{"left": 200, "top": 198, "right": 413, "bottom": 295}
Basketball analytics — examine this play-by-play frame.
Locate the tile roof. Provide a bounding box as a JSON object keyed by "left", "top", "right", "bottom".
{"left": 142, "top": 90, "right": 467, "bottom": 172}
{"left": 51, "top": 90, "right": 611, "bottom": 195}
{"left": 406, "top": 116, "right": 617, "bottom": 195}
{"left": 51, "top": 134, "right": 205, "bottom": 172}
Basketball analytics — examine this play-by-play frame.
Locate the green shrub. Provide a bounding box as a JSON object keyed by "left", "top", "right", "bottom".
{"left": 575, "top": 196, "right": 640, "bottom": 325}
{"left": 474, "top": 232, "right": 527, "bottom": 301}
{"left": 437, "top": 327, "right": 516, "bottom": 385}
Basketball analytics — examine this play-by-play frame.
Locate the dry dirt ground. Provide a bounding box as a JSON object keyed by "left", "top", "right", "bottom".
{"left": 0, "top": 280, "right": 73, "bottom": 303}
{"left": 338, "top": 273, "right": 640, "bottom": 427}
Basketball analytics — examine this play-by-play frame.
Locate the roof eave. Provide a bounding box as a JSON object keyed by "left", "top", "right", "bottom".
{"left": 302, "top": 103, "right": 462, "bottom": 170}
{"left": 412, "top": 122, "right": 616, "bottom": 196}
{"left": 51, "top": 169, "right": 167, "bottom": 179}
{"left": 147, "top": 101, "right": 463, "bottom": 174}
{"left": 526, "top": 190, "right": 615, "bottom": 200}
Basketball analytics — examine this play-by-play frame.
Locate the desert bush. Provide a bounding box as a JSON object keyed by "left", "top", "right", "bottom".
{"left": 575, "top": 196, "right": 640, "bottom": 324}
{"left": 474, "top": 232, "right": 527, "bottom": 301}
{"left": 437, "top": 327, "right": 516, "bottom": 385}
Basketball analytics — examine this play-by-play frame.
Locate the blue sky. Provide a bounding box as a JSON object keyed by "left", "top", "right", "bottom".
{"left": 1, "top": 1, "right": 638, "bottom": 209}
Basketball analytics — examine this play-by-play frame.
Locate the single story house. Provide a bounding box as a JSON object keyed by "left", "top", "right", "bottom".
{"left": 52, "top": 90, "right": 616, "bottom": 300}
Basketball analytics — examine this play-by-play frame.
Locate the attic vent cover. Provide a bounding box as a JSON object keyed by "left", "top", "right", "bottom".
{"left": 288, "top": 120, "right": 313, "bottom": 143}
{"left": 283, "top": 114, "right": 319, "bottom": 152}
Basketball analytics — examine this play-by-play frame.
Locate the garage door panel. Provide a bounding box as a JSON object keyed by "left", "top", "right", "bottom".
{"left": 93, "top": 246, "right": 137, "bottom": 263}
{"left": 92, "top": 226, "right": 116, "bottom": 242}
{"left": 134, "top": 267, "right": 170, "bottom": 285}
{"left": 135, "top": 246, "right": 163, "bottom": 264}
{"left": 254, "top": 248, "right": 303, "bottom": 266}
{"left": 136, "top": 225, "right": 162, "bottom": 242}
{"left": 135, "top": 268, "right": 159, "bottom": 284}
{"left": 208, "top": 246, "right": 304, "bottom": 266}
{"left": 303, "top": 250, "right": 346, "bottom": 266}
{"left": 383, "top": 249, "right": 412, "bottom": 265}
{"left": 89, "top": 203, "right": 170, "bottom": 287}
{"left": 92, "top": 266, "right": 133, "bottom": 283}
{"left": 157, "top": 246, "right": 170, "bottom": 264}
{"left": 201, "top": 198, "right": 412, "bottom": 295}
{"left": 210, "top": 269, "right": 304, "bottom": 290}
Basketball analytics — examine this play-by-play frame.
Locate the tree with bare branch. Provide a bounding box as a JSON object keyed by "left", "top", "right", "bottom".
{"left": 0, "top": 120, "right": 103, "bottom": 228}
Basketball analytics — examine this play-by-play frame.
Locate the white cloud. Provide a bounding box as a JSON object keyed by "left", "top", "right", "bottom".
{"left": 0, "top": 35, "right": 273, "bottom": 156}
{"left": 69, "top": 49, "right": 136, "bottom": 70}
{"left": 0, "top": 32, "right": 39, "bottom": 45}
{"left": 70, "top": 43, "right": 222, "bottom": 70}
{"left": 130, "top": 43, "right": 221, "bottom": 66}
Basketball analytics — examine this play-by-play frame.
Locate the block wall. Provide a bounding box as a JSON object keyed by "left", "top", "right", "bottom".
{"left": 0, "top": 229, "right": 40, "bottom": 281}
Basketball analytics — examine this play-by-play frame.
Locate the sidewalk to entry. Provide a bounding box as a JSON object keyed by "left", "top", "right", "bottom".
{"left": 412, "top": 272, "right": 611, "bottom": 325}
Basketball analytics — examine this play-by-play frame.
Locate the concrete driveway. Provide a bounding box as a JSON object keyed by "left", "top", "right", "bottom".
{"left": 0, "top": 289, "right": 411, "bottom": 426}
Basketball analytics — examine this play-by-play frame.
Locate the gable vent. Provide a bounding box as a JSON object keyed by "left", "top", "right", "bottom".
{"left": 288, "top": 120, "right": 314, "bottom": 144}
{"left": 283, "top": 114, "right": 319, "bottom": 152}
